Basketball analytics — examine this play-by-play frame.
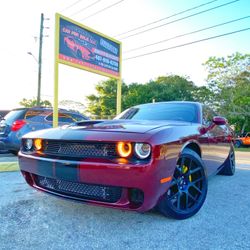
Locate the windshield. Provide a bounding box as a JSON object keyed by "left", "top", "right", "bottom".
{"left": 115, "top": 103, "right": 199, "bottom": 123}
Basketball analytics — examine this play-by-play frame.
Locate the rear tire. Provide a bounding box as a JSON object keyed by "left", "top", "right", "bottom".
{"left": 157, "top": 149, "right": 208, "bottom": 220}
{"left": 235, "top": 140, "right": 242, "bottom": 148}
{"left": 218, "top": 147, "right": 235, "bottom": 176}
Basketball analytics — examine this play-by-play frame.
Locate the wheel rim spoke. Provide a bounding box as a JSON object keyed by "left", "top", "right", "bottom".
{"left": 167, "top": 154, "right": 205, "bottom": 212}
{"left": 192, "top": 177, "right": 203, "bottom": 184}
{"left": 190, "top": 183, "right": 202, "bottom": 194}
{"left": 187, "top": 191, "right": 196, "bottom": 202}
{"left": 185, "top": 192, "right": 189, "bottom": 209}
{"left": 190, "top": 167, "right": 201, "bottom": 175}
{"left": 177, "top": 193, "right": 181, "bottom": 210}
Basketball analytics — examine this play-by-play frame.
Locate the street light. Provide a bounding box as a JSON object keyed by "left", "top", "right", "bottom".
{"left": 27, "top": 52, "right": 38, "bottom": 63}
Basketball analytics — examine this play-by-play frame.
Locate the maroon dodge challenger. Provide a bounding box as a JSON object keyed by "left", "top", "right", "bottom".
{"left": 18, "top": 102, "right": 235, "bottom": 219}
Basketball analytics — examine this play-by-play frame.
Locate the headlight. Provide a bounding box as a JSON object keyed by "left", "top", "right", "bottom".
{"left": 134, "top": 143, "right": 151, "bottom": 159}
{"left": 25, "top": 139, "right": 33, "bottom": 150}
{"left": 117, "top": 142, "right": 132, "bottom": 158}
{"left": 34, "top": 138, "right": 43, "bottom": 151}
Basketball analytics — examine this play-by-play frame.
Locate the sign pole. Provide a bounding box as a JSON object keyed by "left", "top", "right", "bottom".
{"left": 53, "top": 14, "right": 59, "bottom": 128}
{"left": 116, "top": 43, "right": 122, "bottom": 115}
{"left": 116, "top": 78, "right": 122, "bottom": 115}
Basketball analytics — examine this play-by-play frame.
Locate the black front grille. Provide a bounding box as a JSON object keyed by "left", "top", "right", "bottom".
{"left": 43, "top": 140, "right": 117, "bottom": 158}
{"left": 35, "top": 175, "right": 122, "bottom": 203}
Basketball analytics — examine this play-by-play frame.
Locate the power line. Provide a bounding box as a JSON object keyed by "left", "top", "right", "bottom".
{"left": 60, "top": 0, "right": 83, "bottom": 12}
{"left": 80, "top": 0, "right": 125, "bottom": 21}
{"left": 70, "top": 0, "right": 102, "bottom": 16}
{"left": 123, "top": 27, "right": 250, "bottom": 61}
{"left": 124, "top": 15, "right": 250, "bottom": 53}
{"left": 119, "top": 0, "right": 240, "bottom": 40}
{"left": 114, "top": 0, "right": 219, "bottom": 37}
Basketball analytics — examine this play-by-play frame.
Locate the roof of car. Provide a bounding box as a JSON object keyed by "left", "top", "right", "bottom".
{"left": 135, "top": 101, "right": 201, "bottom": 108}
{"left": 12, "top": 107, "right": 81, "bottom": 113}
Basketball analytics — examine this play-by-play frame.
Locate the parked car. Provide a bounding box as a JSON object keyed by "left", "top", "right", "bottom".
{"left": 0, "top": 107, "right": 89, "bottom": 155}
{"left": 235, "top": 132, "right": 250, "bottom": 147}
{"left": 18, "top": 101, "right": 235, "bottom": 219}
{"left": 64, "top": 36, "right": 94, "bottom": 61}
{"left": 0, "top": 110, "right": 10, "bottom": 120}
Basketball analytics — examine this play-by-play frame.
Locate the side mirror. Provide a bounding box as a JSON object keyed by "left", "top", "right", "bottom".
{"left": 212, "top": 116, "right": 227, "bottom": 126}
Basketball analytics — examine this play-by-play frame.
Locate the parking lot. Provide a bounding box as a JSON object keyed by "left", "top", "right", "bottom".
{"left": 0, "top": 153, "right": 250, "bottom": 250}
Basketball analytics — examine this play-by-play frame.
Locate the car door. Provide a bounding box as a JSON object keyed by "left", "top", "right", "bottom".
{"left": 202, "top": 106, "right": 230, "bottom": 173}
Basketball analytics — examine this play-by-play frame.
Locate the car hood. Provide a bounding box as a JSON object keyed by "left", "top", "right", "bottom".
{"left": 71, "top": 119, "right": 191, "bottom": 133}
{"left": 22, "top": 119, "right": 194, "bottom": 143}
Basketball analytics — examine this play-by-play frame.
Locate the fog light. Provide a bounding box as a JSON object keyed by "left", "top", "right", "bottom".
{"left": 25, "top": 139, "right": 33, "bottom": 150}
{"left": 134, "top": 143, "right": 151, "bottom": 159}
{"left": 34, "top": 139, "right": 43, "bottom": 151}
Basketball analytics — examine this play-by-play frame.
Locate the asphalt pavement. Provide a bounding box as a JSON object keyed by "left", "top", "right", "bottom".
{"left": 0, "top": 153, "right": 17, "bottom": 162}
{"left": 0, "top": 155, "right": 250, "bottom": 250}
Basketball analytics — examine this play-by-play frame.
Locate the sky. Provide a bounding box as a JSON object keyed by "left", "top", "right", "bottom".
{"left": 0, "top": 0, "right": 249, "bottom": 110}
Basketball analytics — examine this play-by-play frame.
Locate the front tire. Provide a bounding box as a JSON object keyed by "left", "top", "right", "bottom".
{"left": 157, "top": 149, "right": 208, "bottom": 220}
{"left": 10, "top": 150, "right": 18, "bottom": 156}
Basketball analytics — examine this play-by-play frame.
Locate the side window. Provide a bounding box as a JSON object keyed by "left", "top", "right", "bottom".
{"left": 202, "top": 106, "right": 216, "bottom": 126}
{"left": 71, "top": 113, "right": 87, "bottom": 121}
{"left": 25, "top": 110, "right": 45, "bottom": 122}
{"left": 58, "top": 113, "right": 75, "bottom": 123}
{"left": 45, "top": 113, "right": 86, "bottom": 123}
{"left": 45, "top": 113, "right": 53, "bottom": 122}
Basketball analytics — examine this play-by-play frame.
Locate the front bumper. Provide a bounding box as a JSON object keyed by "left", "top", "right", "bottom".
{"left": 18, "top": 152, "right": 176, "bottom": 212}
{"left": 0, "top": 135, "right": 20, "bottom": 151}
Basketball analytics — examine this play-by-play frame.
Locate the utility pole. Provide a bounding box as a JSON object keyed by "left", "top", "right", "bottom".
{"left": 37, "top": 13, "right": 44, "bottom": 106}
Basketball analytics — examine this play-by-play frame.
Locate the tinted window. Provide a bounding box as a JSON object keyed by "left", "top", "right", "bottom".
{"left": 58, "top": 113, "right": 75, "bottom": 123}
{"left": 115, "top": 103, "right": 198, "bottom": 123}
{"left": 45, "top": 113, "right": 85, "bottom": 123}
{"left": 24, "top": 110, "right": 48, "bottom": 122}
{"left": 4, "top": 110, "right": 26, "bottom": 124}
{"left": 71, "top": 113, "right": 88, "bottom": 121}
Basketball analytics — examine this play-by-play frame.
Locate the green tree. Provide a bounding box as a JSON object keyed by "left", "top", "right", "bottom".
{"left": 204, "top": 52, "right": 250, "bottom": 133}
{"left": 86, "top": 75, "right": 198, "bottom": 118}
{"left": 85, "top": 79, "right": 128, "bottom": 118}
{"left": 123, "top": 75, "right": 197, "bottom": 108}
{"left": 19, "top": 98, "right": 52, "bottom": 108}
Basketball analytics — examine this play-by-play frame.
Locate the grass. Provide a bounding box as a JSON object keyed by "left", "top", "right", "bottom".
{"left": 0, "top": 162, "right": 19, "bottom": 172}
{"left": 235, "top": 147, "right": 250, "bottom": 152}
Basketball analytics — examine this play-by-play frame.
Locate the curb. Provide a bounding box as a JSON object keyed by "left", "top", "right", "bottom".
{"left": 0, "top": 162, "right": 19, "bottom": 172}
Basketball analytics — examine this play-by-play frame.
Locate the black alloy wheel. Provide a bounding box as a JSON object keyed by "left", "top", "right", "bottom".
{"left": 157, "top": 148, "right": 208, "bottom": 220}
{"left": 218, "top": 147, "right": 235, "bottom": 176}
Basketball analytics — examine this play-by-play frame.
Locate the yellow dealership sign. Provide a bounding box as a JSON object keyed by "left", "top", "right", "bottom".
{"left": 53, "top": 13, "right": 122, "bottom": 127}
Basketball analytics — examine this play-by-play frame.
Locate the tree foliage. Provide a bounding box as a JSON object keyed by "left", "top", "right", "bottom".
{"left": 19, "top": 98, "right": 52, "bottom": 108}
{"left": 86, "top": 75, "right": 199, "bottom": 118}
{"left": 85, "top": 52, "right": 250, "bottom": 133}
{"left": 85, "top": 79, "right": 128, "bottom": 118}
{"left": 204, "top": 52, "right": 250, "bottom": 133}
{"left": 59, "top": 100, "right": 85, "bottom": 112}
